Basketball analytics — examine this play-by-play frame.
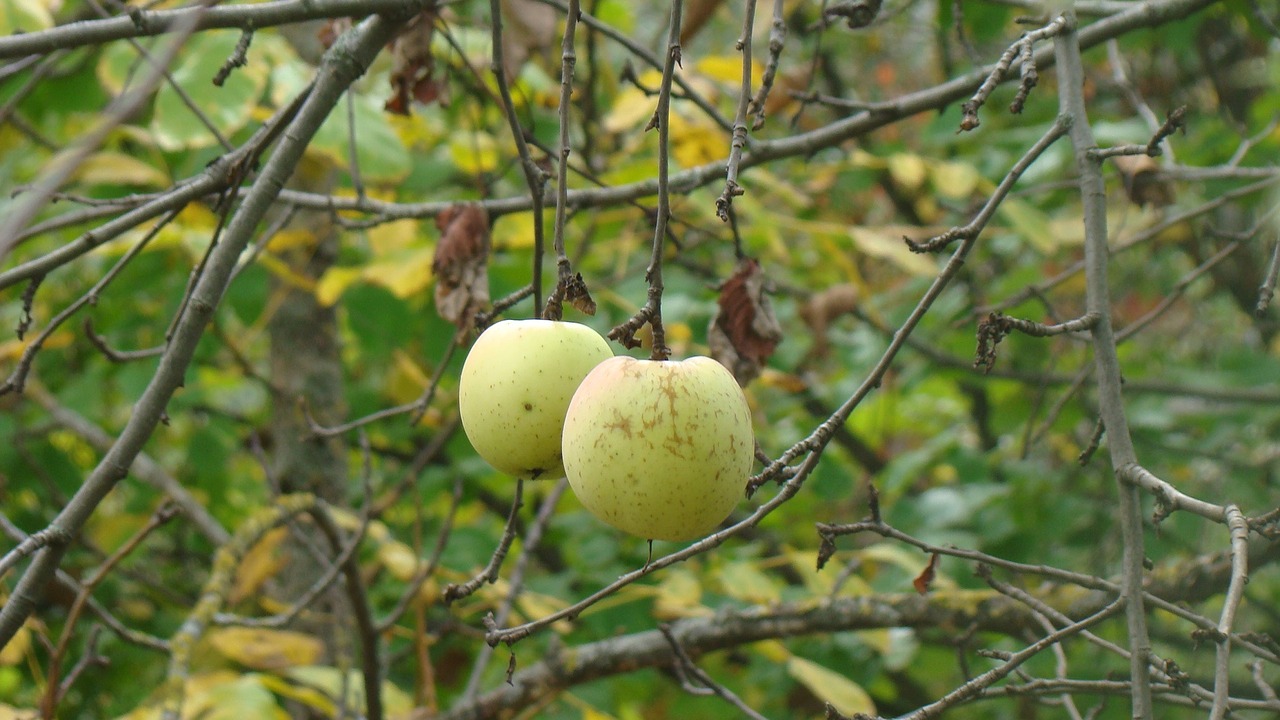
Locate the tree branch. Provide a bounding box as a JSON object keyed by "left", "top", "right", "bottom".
{"left": 0, "top": 7, "right": 415, "bottom": 650}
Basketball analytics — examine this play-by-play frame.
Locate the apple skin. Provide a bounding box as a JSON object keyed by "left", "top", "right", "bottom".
{"left": 459, "top": 319, "right": 613, "bottom": 479}
{"left": 562, "top": 356, "right": 754, "bottom": 541}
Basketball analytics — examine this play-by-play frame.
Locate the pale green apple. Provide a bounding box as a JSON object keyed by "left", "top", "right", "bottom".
{"left": 562, "top": 356, "right": 754, "bottom": 541}
{"left": 459, "top": 319, "right": 613, "bottom": 479}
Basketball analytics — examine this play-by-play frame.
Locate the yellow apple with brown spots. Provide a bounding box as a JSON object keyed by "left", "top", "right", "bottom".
{"left": 561, "top": 356, "right": 754, "bottom": 541}
{"left": 459, "top": 320, "right": 613, "bottom": 479}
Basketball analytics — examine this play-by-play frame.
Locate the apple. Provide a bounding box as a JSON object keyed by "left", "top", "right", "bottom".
{"left": 561, "top": 356, "right": 754, "bottom": 541}
{"left": 459, "top": 319, "right": 613, "bottom": 479}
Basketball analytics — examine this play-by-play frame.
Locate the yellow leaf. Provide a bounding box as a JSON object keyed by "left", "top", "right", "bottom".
{"left": 930, "top": 161, "right": 981, "bottom": 200}
{"left": 750, "top": 639, "right": 791, "bottom": 663}
{"left": 887, "top": 153, "right": 928, "bottom": 193}
{"left": 0, "top": 330, "right": 73, "bottom": 362}
{"left": 0, "top": 703, "right": 37, "bottom": 720}
{"left": 255, "top": 253, "right": 316, "bottom": 292}
{"left": 715, "top": 561, "right": 781, "bottom": 604}
{"left": 368, "top": 218, "right": 423, "bottom": 256}
{"left": 0, "top": 0, "right": 53, "bottom": 34}
{"left": 206, "top": 627, "right": 324, "bottom": 671}
{"left": 449, "top": 132, "right": 500, "bottom": 175}
{"left": 315, "top": 266, "right": 363, "bottom": 306}
{"left": 786, "top": 656, "right": 876, "bottom": 717}
{"left": 491, "top": 211, "right": 537, "bottom": 250}
{"left": 377, "top": 540, "right": 421, "bottom": 581}
{"left": 0, "top": 621, "right": 31, "bottom": 665}
{"left": 758, "top": 368, "right": 807, "bottom": 393}
{"left": 268, "top": 666, "right": 414, "bottom": 717}
{"left": 364, "top": 246, "right": 435, "bottom": 299}
{"left": 849, "top": 227, "right": 937, "bottom": 277}
{"left": 73, "top": 152, "right": 169, "bottom": 188}
{"left": 654, "top": 568, "right": 711, "bottom": 619}
{"left": 229, "top": 527, "right": 287, "bottom": 605}
{"left": 264, "top": 229, "right": 317, "bottom": 253}
{"left": 670, "top": 112, "right": 728, "bottom": 168}
{"left": 695, "top": 54, "right": 761, "bottom": 86}
{"left": 385, "top": 349, "right": 433, "bottom": 405}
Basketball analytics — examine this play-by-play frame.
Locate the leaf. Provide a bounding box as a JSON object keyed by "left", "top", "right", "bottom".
{"left": 310, "top": 93, "right": 412, "bottom": 182}
{"left": 448, "top": 132, "right": 501, "bottom": 175}
{"left": 432, "top": 204, "right": 491, "bottom": 326}
{"left": 849, "top": 227, "right": 937, "bottom": 276}
{"left": 887, "top": 153, "right": 928, "bottom": 193}
{"left": 315, "top": 266, "right": 363, "bottom": 307}
{"left": 206, "top": 627, "right": 324, "bottom": 671}
{"left": 229, "top": 527, "right": 287, "bottom": 605}
{"left": 1113, "top": 154, "right": 1175, "bottom": 207}
{"left": 0, "top": 0, "right": 51, "bottom": 35}
{"left": 377, "top": 540, "right": 421, "bottom": 581}
{"left": 365, "top": 245, "right": 436, "bottom": 300}
{"left": 786, "top": 656, "right": 876, "bottom": 717}
{"left": 707, "top": 258, "right": 783, "bottom": 385}
{"left": 715, "top": 560, "right": 781, "bottom": 604}
{"left": 912, "top": 552, "right": 939, "bottom": 594}
{"left": 681, "top": 0, "right": 726, "bottom": 45}
{"left": 491, "top": 211, "right": 537, "bottom": 250}
{"left": 654, "top": 568, "right": 711, "bottom": 619}
{"left": 0, "top": 703, "right": 38, "bottom": 720}
{"left": 386, "top": 10, "right": 441, "bottom": 114}
{"left": 273, "top": 666, "right": 414, "bottom": 717}
{"left": 996, "top": 198, "right": 1056, "bottom": 253}
{"left": 799, "top": 284, "right": 859, "bottom": 359}
{"left": 930, "top": 160, "right": 981, "bottom": 200}
{"left": 500, "top": 0, "right": 557, "bottom": 79}
{"left": 116, "top": 671, "right": 286, "bottom": 720}
{"left": 151, "top": 32, "right": 269, "bottom": 150}
{"left": 0, "top": 620, "right": 31, "bottom": 665}
{"left": 72, "top": 152, "right": 169, "bottom": 188}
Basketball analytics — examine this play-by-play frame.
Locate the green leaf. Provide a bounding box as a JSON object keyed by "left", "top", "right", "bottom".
{"left": 0, "top": 0, "right": 52, "bottom": 35}
{"left": 309, "top": 94, "right": 412, "bottom": 183}
{"left": 152, "top": 32, "right": 269, "bottom": 150}
{"left": 996, "top": 197, "right": 1056, "bottom": 253}
{"left": 786, "top": 655, "right": 876, "bottom": 717}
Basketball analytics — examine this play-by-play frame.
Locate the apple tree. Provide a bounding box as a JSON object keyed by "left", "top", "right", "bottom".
{"left": 0, "top": 0, "right": 1278, "bottom": 718}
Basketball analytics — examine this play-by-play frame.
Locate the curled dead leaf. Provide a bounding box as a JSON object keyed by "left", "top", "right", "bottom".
{"left": 799, "top": 284, "right": 859, "bottom": 359}
{"left": 1113, "top": 155, "right": 1174, "bottom": 207}
{"left": 432, "top": 204, "right": 491, "bottom": 328}
{"left": 912, "top": 552, "right": 939, "bottom": 595}
{"left": 708, "top": 258, "right": 783, "bottom": 385}
{"left": 386, "top": 11, "right": 442, "bottom": 115}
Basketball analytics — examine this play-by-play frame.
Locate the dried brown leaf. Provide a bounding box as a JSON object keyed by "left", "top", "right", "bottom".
{"left": 433, "top": 204, "right": 491, "bottom": 327}
{"left": 1113, "top": 154, "right": 1174, "bottom": 207}
{"left": 799, "top": 284, "right": 859, "bottom": 359}
{"left": 681, "top": 0, "right": 726, "bottom": 46}
{"left": 709, "top": 259, "right": 782, "bottom": 385}
{"left": 386, "top": 11, "right": 441, "bottom": 115}
{"left": 499, "top": 0, "right": 556, "bottom": 79}
{"left": 912, "top": 553, "right": 939, "bottom": 595}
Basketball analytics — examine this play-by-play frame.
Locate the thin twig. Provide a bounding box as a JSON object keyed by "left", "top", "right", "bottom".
{"left": 443, "top": 478, "right": 525, "bottom": 604}
{"left": 1209, "top": 506, "right": 1250, "bottom": 720}
{"left": 609, "top": 0, "right": 683, "bottom": 359}
{"left": 488, "top": 0, "right": 548, "bottom": 312}
{"left": 466, "top": 479, "right": 568, "bottom": 699}
{"left": 716, "top": 0, "right": 756, "bottom": 222}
